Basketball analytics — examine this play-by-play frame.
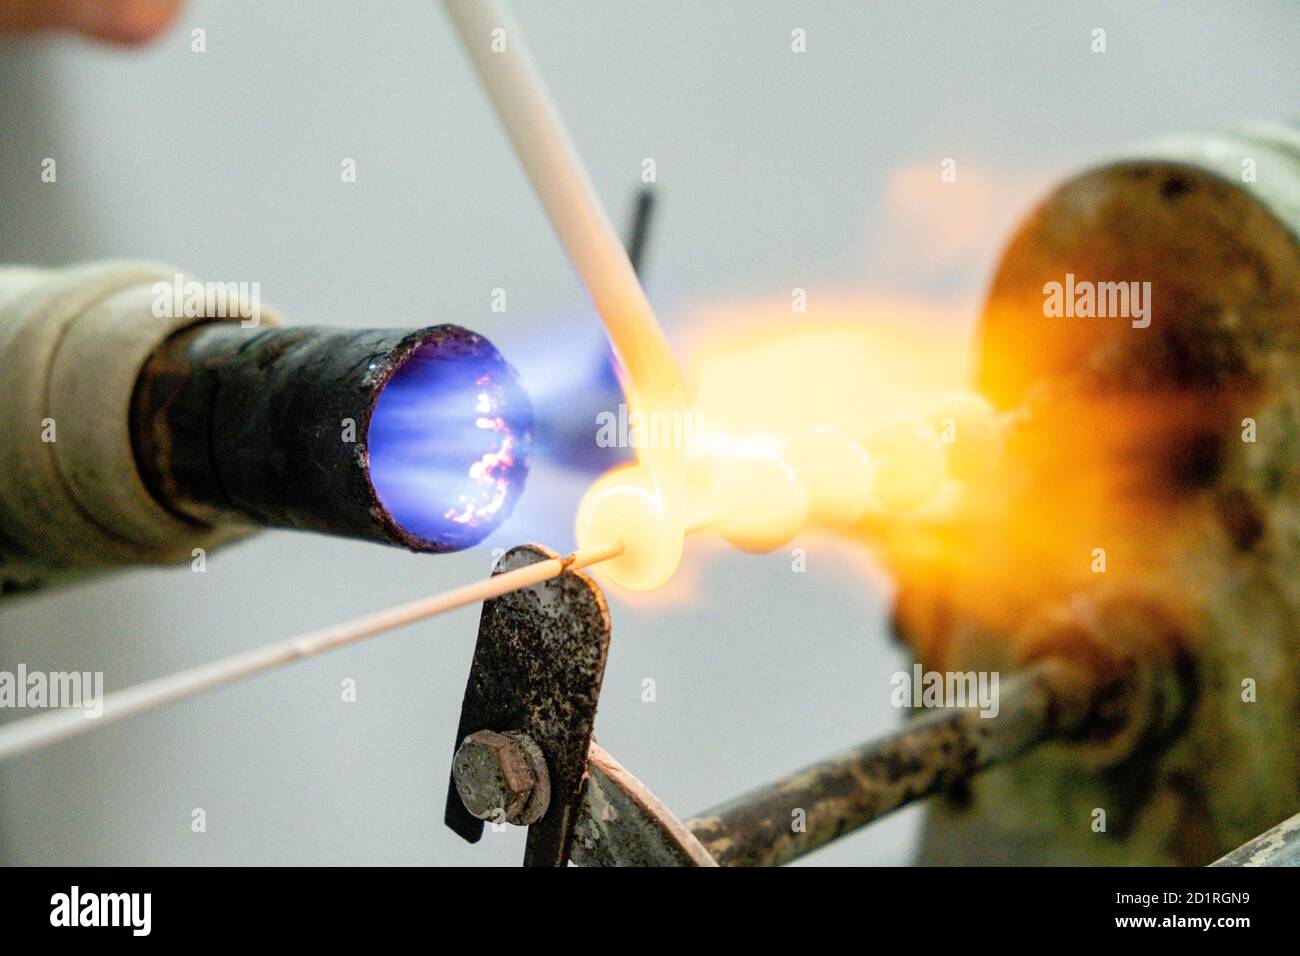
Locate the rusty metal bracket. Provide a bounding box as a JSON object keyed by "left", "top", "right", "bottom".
{"left": 444, "top": 543, "right": 611, "bottom": 866}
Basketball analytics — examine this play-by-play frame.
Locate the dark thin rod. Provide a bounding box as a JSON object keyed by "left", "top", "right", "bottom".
{"left": 624, "top": 187, "right": 656, "bottom": 276}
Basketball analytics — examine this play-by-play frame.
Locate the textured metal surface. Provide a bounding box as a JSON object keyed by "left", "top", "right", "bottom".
{"left": 571, "top": 743, "right": 717, "bottom": 867}
{"left": 131, "top": 322, "right": 526, "bottom": 552}
{"left": 445, "top": 544, "right": 611, "bottom": 866}
{"left": 1212, "top": 810, "right": 1300, "bottom": 867}
{"left": 684, "top": 660, "right": 1092, "bottom": 867}
{"left": 452, "top": 729, "right": 550, "bottom": 826}
{"left": 904, "top": 126, "right": 1300, "bottom": 864}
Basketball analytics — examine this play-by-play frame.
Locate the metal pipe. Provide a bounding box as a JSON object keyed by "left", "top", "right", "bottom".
{"left": 131, "top": 321, "right": 532, "bottom": 553}
{"left": 683, "top": 658, "right": 1095, "bottom": 867}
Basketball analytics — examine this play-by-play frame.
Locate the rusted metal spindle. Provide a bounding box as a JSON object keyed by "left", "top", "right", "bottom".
{"left": 683, "top": 658, "right": 1094, "bottom": 867}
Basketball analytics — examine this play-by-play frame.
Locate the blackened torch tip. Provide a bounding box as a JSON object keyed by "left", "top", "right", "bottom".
{"left": 132, "top": 322, "right": 533, "bottom": 554}
{"left": 368, "top": 325, "right": 533, "bottom": 552}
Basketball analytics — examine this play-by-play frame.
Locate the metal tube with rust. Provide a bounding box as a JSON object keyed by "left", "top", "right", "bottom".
{"left": 683, "top": 658, "right": 1097, "bottom": 867}
{"left": 131, "top": 321, "right": 532, "bottom": 553}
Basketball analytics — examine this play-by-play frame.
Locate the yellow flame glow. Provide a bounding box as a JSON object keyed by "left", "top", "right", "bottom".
{"left": 578, "top": 289, "right": 999, "bottom": 591}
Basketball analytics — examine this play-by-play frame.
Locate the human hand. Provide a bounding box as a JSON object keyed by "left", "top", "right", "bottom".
{"left": 0, "top": 0, "right": 182, "bottom": 45}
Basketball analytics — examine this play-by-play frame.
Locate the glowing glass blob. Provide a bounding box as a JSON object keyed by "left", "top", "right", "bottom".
{"left": 869, "top": 417, "right": 947, "bottom": 512}
{"left": 576, "top": 464, "right": 683, "bottom": 591}
{"left": 715, "top": 457, "right": 808, "bottom": 553}
{"left": 932, "top": 392, "right": 1003, "bottom": 480}
{"left": 368, "top": 341, "right": 532, "bottom": 550}
{"left": 783, "top": 426, "right": 874, "bottom": 528}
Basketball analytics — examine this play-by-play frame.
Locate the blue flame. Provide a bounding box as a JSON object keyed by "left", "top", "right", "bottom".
{"left": 511, "top": 319, "right": 633, "bottom": 476}
{"left": 367, "top": 340, "right": 533, "bottom": 550}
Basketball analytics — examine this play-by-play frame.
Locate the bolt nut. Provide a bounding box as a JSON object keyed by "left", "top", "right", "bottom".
{"left": 452, "top": 729, "right": 551, "bottom": 826}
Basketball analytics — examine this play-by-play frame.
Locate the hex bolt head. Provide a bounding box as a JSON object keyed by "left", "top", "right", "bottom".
{"left": 452, "top": 729, "right": 551, "bottom": 826}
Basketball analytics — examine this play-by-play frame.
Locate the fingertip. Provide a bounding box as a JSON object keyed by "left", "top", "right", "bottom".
{"left": 64, "top": 0, "right": 184, "bottom": 46}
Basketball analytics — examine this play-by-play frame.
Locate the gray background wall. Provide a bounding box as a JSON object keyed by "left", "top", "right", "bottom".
{"left": 0, "top": 0, "right": 1295, "bottom": 865}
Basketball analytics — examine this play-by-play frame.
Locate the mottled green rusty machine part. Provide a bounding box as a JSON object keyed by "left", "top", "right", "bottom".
{"left": 906, "top": 124, "right": 1300, "bottom": 865}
